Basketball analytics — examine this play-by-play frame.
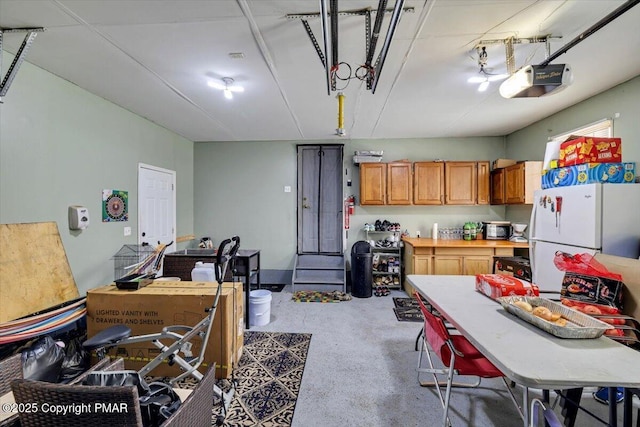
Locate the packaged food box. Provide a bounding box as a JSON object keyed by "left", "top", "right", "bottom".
{"left": 541, "top": 162, "right": 635, "bottom": 188}
{"left": 560, "top": 271, "right": 624, "bottom": 311}
{"left": 558, "top": 136, "right": 621, "bottom": 166}
{"left": 475, "top": 274, "right": 539, "bottom": 300}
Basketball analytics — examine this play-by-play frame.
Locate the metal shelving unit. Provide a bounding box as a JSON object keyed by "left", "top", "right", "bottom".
{"left": 365, "top": 230, "right": 402, "bottom": 289}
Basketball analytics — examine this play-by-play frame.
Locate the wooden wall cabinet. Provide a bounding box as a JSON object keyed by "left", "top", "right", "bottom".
{"left": 360, "top": 160, "right": 490, "bottom": 206}
{"left": 490, "top": 168, "right": 506, "bottom": 205}
{"left": 444, "top": 161, "right": 489, "bottom": 205}
{"left": 387, "top": 162, "right": 412, "bottom": 205}
{"left": 504, "top": 161, "right": 542, "bottom": 204}
{"left": 413, "top": 162, "right": 444, "bottom": 205}
{"left": 359, "top": 163, "right": 386, "bottom": 205}
{"left": 477, "top": 161, "right": 490, "bottom": 205}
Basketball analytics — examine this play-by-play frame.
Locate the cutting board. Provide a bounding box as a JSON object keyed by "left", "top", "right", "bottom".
{"left": 0, "top": 222, "right": 79, "bottom": 323}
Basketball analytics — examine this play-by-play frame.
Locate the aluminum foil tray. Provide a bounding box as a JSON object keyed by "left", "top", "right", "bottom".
{"left": 498, "top": 296, "right": 613, "bottom": 339}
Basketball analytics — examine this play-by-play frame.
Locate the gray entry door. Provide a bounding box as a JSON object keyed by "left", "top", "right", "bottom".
{"left": 297, "top": 145, "right": 343, "bottom": 254}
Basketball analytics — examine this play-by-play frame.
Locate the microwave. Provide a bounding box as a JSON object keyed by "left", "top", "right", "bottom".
{"left": 483, "top": 221, "right": 511, "bottom": 240}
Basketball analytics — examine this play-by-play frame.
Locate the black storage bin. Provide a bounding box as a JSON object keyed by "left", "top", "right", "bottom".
{"left": 351, "top": 241, "right": 373, "bottom": 298}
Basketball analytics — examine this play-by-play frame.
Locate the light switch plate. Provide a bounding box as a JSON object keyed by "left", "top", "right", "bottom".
{"left": 124, "top": 226, "right": 132, "bottom": 236}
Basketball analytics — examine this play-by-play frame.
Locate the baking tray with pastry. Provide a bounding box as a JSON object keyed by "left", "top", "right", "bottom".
{"left": 498, "top": 296, "right": 613, "bottom": 339}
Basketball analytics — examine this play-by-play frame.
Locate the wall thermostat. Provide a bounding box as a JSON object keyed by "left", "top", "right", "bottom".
{"left": 69, "top": 205, "right": 90, "bottom": 230}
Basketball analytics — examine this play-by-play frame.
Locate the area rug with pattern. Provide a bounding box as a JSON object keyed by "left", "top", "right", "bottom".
{"left": 392, "top": 297, "right": 424, "bottom": 322}
{"left": 291, "top": 290, "right": 351, "bottom": 302}
{"left": 213, "top": 331, "right": 311, "bottom": 426}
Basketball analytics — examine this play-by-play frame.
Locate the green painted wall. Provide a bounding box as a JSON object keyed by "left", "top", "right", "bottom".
{"left": 0, "top": 54, "right": 195, "bottom": 295}
{"left": 194, "top": 137, "right": 508, "bottom": 271}
{"left": 505, "top": 75, "right": 640, "bottom": 224}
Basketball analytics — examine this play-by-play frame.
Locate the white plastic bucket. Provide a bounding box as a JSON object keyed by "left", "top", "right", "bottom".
{"left": 249, "top": 289, "right": 272, "bottom": 327}
{"left": 191, "top": 261, "right": 216, "bottom": 282}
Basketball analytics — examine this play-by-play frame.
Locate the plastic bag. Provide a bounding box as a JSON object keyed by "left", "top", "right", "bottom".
{"left": 21, "top": 335, "right": 65, "bottom": 383}
{"left": 59, "top": 336, "right": 90, "bottom": 382}
{"left": 553, "top": 251, "right": 623, "bottom": 281}
{"left": 84, "top": 370, "right": 181, "bottom": 426}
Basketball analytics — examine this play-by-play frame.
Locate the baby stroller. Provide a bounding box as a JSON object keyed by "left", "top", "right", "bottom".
{"left": 83, "top": 236, "right": 241, "bottom": 425}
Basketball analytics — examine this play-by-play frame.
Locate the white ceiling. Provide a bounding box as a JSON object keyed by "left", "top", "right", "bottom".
{"left": 1, "top": 0, "right": 639, "bottom": 142}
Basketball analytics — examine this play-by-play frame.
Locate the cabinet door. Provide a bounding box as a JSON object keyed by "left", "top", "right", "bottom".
{"left": 477, "top": 161, "right": 490, "bottom": 205}
{"left": 387, "top": 162, "right": 412, "bottom": 205}
{"left": 491, "top": 169, "right": 505, "bottom": 204}
{"left": 433, "top": 256, "right": 464, "bottom": 275}
{"left": 505, "top": 163, "right": 525, "bottom": 204}
{"left": 414, "top": 162, "right": 444, "bottom": 205}
{"left": 360, "top": 163, "right": 386, "bottom": 205}
{"left": 445, "top": 162, "right": 477, "bottom": 205}
{"left": 414, "top": 255, "right": 432, "bottom": 275}
{"left": 463, "top": 256, "right": 493, "bottom": 275}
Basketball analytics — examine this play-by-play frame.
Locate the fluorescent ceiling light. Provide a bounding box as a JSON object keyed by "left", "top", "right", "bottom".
{"left": 499, "top": 64, "right": 573, "bottom": 98}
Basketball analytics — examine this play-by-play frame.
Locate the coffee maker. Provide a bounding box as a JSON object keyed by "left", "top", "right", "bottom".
{"left": 509, "top": 223, "right": 528, "bottom": 242}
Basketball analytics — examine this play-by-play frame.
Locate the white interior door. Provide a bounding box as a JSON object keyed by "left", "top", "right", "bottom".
{"left": 138, "top": 164, "right": 176, "bottom": 256}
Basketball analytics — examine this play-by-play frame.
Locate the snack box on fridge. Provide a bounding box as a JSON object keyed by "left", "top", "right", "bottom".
{"left": 558, "top": 136, "right": 622, "bottom": 167}
{"left": 541, "top": 162, "right": 635, "bottom": 189}
{"left": 475, "top": 274, "right": 540, "bottom": 300}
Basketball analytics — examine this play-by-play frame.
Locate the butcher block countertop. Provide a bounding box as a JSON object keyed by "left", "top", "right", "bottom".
{"left": 402, "top": 238, "right": 529, "bottom": 249}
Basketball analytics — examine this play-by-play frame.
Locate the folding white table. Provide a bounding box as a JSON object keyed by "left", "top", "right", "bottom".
{"left": 408, "top": 274, "right": 640, "bottom": 427}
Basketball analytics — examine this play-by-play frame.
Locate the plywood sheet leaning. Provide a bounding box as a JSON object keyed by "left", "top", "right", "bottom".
{"left": 0, "top": 222, "right": 80, "bottom": 323}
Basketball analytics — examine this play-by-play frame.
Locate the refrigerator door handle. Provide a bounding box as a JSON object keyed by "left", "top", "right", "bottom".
{"left": 529, "top": 196, "right": 539, "bottom": 241}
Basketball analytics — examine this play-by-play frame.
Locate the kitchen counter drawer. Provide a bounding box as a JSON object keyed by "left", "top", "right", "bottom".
{"left": 435, "top": 247, "right": 493, "bottom": 256}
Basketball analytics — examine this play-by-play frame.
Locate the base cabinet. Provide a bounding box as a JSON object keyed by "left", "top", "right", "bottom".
{"left": 403, "top": 243, "right": 517, "bottom": 294}
{"left": 433, "top": 256, "right": 464, "bottom": 275}
{"left": 463, "top": 256, "right": 493, "bottom": 275}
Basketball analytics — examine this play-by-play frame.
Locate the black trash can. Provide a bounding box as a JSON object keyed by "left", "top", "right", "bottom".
{"left": 351, "top": 241, "right": 373, "bottom": 298}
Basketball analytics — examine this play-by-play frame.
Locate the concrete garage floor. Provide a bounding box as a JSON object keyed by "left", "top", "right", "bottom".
{"left": 249, "top": 287, "right": 636, "bottom": 427}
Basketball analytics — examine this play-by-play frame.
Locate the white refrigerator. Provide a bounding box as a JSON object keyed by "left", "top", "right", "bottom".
{"left": 529, "top": 183, "right": 640, "bottom": 292}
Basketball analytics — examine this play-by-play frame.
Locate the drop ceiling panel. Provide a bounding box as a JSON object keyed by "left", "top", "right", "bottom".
{"left": 1, "top": 0, "right": 638, "bottom": 142}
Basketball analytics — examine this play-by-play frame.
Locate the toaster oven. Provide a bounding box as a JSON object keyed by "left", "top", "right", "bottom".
{"left": 483, "top": 221, "right": 511, "bottom": 240}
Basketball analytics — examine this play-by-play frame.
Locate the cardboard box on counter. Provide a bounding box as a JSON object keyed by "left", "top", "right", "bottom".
{"left": 559, "top": 136, "right": 622, "bottom": 167}
{"left": 492, "top": 159, "right": 517, "bottom": 170}
{"left": 475, "top": 274, "right": 539, "bottom": 300}
{"left": 560, "top": 271, "right": 624, "bottom": 311}
{"left": 541, "top": 162, "right": 635, "bottom": 189}
{"left": 86, "top": 281, "right": 243, "bottom": 379}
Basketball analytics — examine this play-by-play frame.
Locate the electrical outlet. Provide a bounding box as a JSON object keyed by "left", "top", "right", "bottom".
{"left": 416, "top": 230, "right": 421, "bottom": 238}
{"left": 284, "top": 186, "right": 291, "bottom": 193}
{"left": 124, "top": 226, "right": 132, "bottom": 236}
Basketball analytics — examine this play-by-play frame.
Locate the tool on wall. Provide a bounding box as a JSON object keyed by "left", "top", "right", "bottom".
{"left": 0, "top": 27, "right": 45, "bottom": 102}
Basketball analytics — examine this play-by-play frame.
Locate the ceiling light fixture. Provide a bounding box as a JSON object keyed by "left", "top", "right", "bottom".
{"left": 467, "top": 46, "right": 508, "bottom": 92}
{"left": 207, "top": 77, "right": 244, "bottom": 100}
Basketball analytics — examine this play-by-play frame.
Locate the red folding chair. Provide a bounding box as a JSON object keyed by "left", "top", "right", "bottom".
{"left": 414, "top": 291, "right": 523, "bottom": 426}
